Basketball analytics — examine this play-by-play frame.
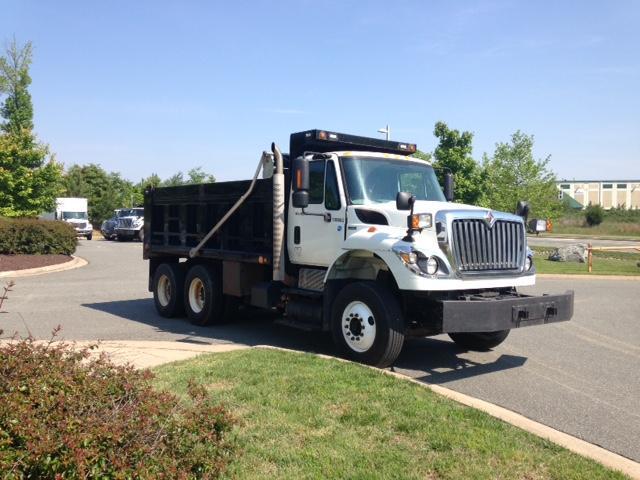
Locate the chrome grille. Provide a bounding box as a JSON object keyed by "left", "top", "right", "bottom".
{"left": 451, "top": 219, "right": 524, "bottom": 272}
{"left": 117, "top": 218, "right": 134, "bottom": 228}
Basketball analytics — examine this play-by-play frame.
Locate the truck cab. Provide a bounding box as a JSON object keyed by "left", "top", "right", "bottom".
{"left": 55, "top": 197, "right": 93, "bottom": 240}
{"left": 144, "top": 129, "right": 573, "bottom": 367}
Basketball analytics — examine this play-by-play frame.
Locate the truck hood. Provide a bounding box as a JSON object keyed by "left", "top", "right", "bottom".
{"left": 353, "top": 200, "right": 486, "bottom": 229}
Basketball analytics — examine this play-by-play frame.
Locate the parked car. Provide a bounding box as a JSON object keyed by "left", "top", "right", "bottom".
{"left": 115, "top": 208, "right": 145, "bottom": 241}
{"left": 101, "top": 209, "right": 124, "bottom": 240}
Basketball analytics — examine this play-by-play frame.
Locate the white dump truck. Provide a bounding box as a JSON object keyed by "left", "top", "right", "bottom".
{"left": 143, "top": 130, "right": 573, "bottom": 367}
{"left": 55, "top": 197, "right": 93, "bottom": 240}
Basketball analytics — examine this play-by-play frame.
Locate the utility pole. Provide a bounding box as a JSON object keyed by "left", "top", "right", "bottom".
{"left": 377, "top": 125, "right": 390, "bottom": 141}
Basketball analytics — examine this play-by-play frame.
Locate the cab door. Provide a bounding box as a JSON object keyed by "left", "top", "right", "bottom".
{"left": 287, "top": 158, "right": 346, "bottom": 267}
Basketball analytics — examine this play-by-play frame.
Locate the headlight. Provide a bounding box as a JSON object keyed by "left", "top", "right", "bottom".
{"left": 410, "top": 213, "right": 432, "bottom": 229}
{"left": 133, "top": 219, "right": 144, "bottom": 227}
{"left": 525, "top": 256, "right": 533, "bottom": 271}
{"left": 393, "top": 246, "right": 441, "bottom": 276}
{"left": 424, "top": 257, "right": 439, "bottom": 275}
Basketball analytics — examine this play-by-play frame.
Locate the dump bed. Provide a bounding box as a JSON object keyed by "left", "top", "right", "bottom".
{"left": 144, "top": 179, "right": 274, "bottom": 263}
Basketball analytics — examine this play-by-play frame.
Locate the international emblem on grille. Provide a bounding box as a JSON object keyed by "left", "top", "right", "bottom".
{"left": 485, "top": 210, "right": 496, "bottom": 229}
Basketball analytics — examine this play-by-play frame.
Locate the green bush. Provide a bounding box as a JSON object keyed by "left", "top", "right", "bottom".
{"left": 0, "top": 218, "right": 77, "bottom": 255}
{"left": 0, "top": 336, "right": 235, "bottom": 479}
{"left": 584, "top": 204, "right": 604, "bottom": 226}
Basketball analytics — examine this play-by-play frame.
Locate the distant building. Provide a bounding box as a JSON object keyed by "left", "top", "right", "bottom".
{"left": 557, "top": 180, "right": 640, "bottom": 209}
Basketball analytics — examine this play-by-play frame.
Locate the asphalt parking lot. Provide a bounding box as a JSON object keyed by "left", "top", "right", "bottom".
{"left": 2, "top": 239, "right": 639, "bottom": 462}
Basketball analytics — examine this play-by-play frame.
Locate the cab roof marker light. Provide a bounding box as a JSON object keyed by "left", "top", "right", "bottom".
{"left": 328, "top": 133, "right": 338, "bottom": 140}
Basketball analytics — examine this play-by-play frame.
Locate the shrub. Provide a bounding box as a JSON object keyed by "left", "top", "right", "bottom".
{"left": 0, "top": 218, "right": 77, "bottom": 255}
{"left": 0, "top": 336, "right": 235, "bottom": 479}
{"left": 584, "top": 204, "right": 604, "bottom": 227}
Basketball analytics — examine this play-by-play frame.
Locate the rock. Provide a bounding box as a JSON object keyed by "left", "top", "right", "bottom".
{"left": 548, "top": 244, "right": 588, "bottom": 263}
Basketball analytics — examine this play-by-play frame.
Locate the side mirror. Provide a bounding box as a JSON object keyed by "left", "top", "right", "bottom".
{"left": 292, "top": 191, "right": 309, "bottom": 209}
{"left": 292, "top": 156, "right": 310, "bottom": 209}
{"left": 396, "top": 191, "right": 414, "bottom": 211}
{"left": 516, "top": 201, "right": 530, "bottom": 221}
{"left": 444, "top": 172, "right": 454, "bottom": 202}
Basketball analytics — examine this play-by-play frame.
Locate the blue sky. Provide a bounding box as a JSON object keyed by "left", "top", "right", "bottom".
{"left": 2, "top": 0, "right": 639, "bottom": 182}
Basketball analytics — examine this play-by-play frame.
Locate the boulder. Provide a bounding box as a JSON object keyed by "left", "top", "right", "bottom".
{"left": 548, "top": 244, "right": 588, "bottom": 263}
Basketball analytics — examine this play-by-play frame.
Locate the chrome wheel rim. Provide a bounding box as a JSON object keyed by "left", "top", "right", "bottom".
{"left": 157, "top": 274, "right": 171, "bottom": 307}
{"left": 188, "top": 278, "right": 205, "bottom": 314}
{"left": 342, "top": 301, "right": 376, "bottom": 352}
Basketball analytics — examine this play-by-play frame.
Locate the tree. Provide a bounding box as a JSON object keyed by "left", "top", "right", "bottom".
{"left": 432, "top": 121, "right": 484, "bottom": 205}
{"left": 411, "top": 149, "right": 432, "bottom": 162}
{"left": 186, "top": 166, "right": 215, "bottom": 184}
{"left": 0, "top": 39, "right": 62, "bottom": 217}
{"left": 61, "top": 164, "right": 137, "bottom": 225}
{"left": 480, "top": 131, "right": 562, "bottom": 219}
{"left": 0, "top": 131, "right": 62, "bottom": 217}
{"left": 0, "top": 39, "right": 33, "bottom": 134}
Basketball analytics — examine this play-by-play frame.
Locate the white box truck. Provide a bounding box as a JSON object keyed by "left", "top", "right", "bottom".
{"left": 55, "top": 197, "right": 93, "bottom": 240}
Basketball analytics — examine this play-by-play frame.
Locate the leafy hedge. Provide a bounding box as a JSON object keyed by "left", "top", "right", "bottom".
{"left": 0, "top": 336, "right": 235, "bottom": 479}
{"left": 0, "top": 218, "right": 77, "bottom": 255}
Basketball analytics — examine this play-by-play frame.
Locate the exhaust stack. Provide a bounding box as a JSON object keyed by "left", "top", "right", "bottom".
{"left": 272, "top": 143, "right": 285, "bottom": 282}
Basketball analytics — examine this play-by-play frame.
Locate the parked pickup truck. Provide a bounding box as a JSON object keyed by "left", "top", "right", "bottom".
{"left": 143, "top": 129, "right": 573, "bottom": 367}
{"left": 115, "top": 208, "right": 144, "bottom": 241}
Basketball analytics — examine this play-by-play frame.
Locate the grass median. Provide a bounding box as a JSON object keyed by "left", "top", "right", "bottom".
{"left": 153, "top": 349, "right": 627, "bottom": 479}
{"left": 532, "top": 247, "right": 640, "bottom": 276}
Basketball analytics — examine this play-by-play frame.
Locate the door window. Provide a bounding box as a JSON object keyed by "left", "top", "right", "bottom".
{"left": 325, "top": 161, "right": 341, "bottom": 210}
{"left": 309, "top": 160, "right": 325, "bottom": 204}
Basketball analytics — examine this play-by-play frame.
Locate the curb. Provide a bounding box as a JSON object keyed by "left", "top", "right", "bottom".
{"left": 254, "top": 345, "right": 640, "bottom": 479}
{"left": 538, "top": 273, "right": 640, "bottom": 281}
{"left": 0, "top": 255, "right": 88, "bottom": 279}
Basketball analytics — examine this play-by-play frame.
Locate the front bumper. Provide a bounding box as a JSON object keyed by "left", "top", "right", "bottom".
{"left": 115, "top": 229, "right": 140, "bottom": 236}
{"left": 441, "top": 290, "right": 574, "bottom": 333}
{"left": 75, "top": 229, "right": 92, "bottom": 236}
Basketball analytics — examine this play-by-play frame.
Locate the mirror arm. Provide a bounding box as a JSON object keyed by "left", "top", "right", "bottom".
{"left": 402, "top": 196, "right": 417, "bottom": 242}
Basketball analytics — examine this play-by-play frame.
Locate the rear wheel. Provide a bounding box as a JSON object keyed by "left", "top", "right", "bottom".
{"left": 331, "top": 281, "right": 405, "bottom": 368}
{"left": 152, "top": 263, "right": 184, "bottom": 318}
{"left": 448, "top": 330, "right": 510, "bottom": 351}
{"left": 184, "top": 264, "right": 226, "bottom": 326}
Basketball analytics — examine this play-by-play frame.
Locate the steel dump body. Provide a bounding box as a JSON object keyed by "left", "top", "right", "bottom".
{"left": 144, "top": 179, "right": 274, "bottom": 264}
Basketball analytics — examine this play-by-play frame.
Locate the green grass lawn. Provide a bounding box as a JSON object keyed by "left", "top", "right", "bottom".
{"left": 153, "top": 349, "right": 627, "bottom": 480}
{"left": 532, "top": 247, "right": 640, "bottom": 276}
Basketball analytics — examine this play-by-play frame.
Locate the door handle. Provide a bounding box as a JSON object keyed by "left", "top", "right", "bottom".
{"left": 323, "top": 212, "right": 332, "bottom": 222}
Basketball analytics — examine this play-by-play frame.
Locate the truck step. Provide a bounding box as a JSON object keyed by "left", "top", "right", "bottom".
{"left": 274, "top": 318, "right": 323, "bottom": 332}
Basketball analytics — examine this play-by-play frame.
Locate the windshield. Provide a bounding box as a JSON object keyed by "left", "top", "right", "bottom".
{"left": 120, "top": 208, "right": 144, "bottom": 217}
{"left": 62, "top": 211, "right": 87, "bottom": 220}
{"left": 341, "top": 157, "right": 446, "bottom": 205}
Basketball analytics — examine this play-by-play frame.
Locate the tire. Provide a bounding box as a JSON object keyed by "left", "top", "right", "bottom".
{"left": 152, "top": 263, "right": 185, "bottom": 318}
{"left": 184, "top": 264, "right": 226, "bottom": 326}
{"left": 137, "top": 229, "right": 144, "bottom": 242}
{"left": 86, "top": 233, "right": 92, "bottom": 240}
{"left": 448, "top": 330, "right": 510, "bottom": 351}
{"left": 331, "top": 281, "right": 405, "bottom": 368}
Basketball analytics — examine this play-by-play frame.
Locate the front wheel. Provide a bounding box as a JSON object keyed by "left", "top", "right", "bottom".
{"left": 331, "top": 281, "right": 405, "bottom": 368}
{"left": 86, "top": 233, "right": 92, "bottom": 240}
{"left": 137, "top": 229, "right": 144, "bottom": 242}
{"left": 448, "top": 330, "right": 510, "bottom": 351}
